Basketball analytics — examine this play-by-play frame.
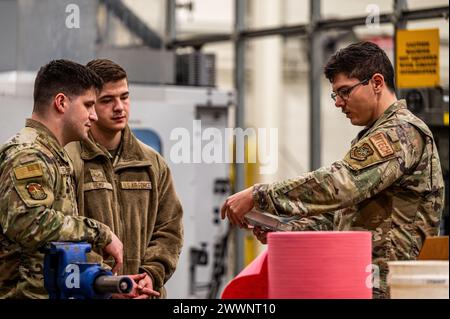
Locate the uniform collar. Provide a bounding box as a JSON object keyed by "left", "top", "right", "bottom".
{"left": 25, "top": 118, "right": 70, "bottom": 163}
{"left": 355, "top": 99, "right": 407, "bottom": 142}
{"left": 80, "top": 125, "right": 148, "bottom": 164}
{"left": 378, "top": 99, "right": 407, "bottom": 121}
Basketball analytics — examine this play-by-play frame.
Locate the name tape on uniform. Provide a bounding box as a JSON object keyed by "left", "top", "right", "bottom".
{"left": 369, "top": 132, "right": 394, "bottom": 158}
{"left": 120, "top": 181, "right": 152, "bottom": 190}
{"left": 84, "top": 182, "right": 113, "bottom": 191}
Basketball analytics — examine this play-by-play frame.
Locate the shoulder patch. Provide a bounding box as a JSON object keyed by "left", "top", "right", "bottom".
{"left": 369, "top": 132, "right": 394, "bottom": 158}
{"left": 26, "top": 182, "right": 48, "bottom": 200}
{"left": 13, "top": 176, "right": 54, "bottom": 208}
{"left": 13, "top": 163, "right": 43, "bottom": 180}
{"left": 350, "top": 143, "right": 374, "bottom": 161}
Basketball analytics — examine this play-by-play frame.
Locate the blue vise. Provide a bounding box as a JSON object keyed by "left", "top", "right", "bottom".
{"left": 44, "top": 242, "right": 132, "bottom": 299}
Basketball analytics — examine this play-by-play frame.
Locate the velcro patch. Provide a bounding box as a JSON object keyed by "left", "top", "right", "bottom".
{"left": 386, "top": 128, "right": 399, "bottom": 143}
{"left": 19, "top": 155, "right": 39, "bottom": 165}
{"left": 59, "top": 166, "right": 72, "bottom": 175}
{"left": 120, "top": 181, "right": 152, "bottom": 190}
{"left": 350, "top": 143, "right": 374, "bottom": 161}
{"left": 84, "top": 182, "right": 113, "bottom": 191}
{"left": 89, "top": 169, "right": 106, "bottom": 182}
{"left": 13, "top": 163, "right": 43, "bottom": 180}
{"left": 369, "top": 132, "right": 394, "bottom": 158}
{"left": 26, "top": 182, "right": 47, "bottom": 200}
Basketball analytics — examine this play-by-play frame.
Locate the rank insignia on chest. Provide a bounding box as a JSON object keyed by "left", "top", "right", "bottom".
{"left": 350, "top": 143, "right": 374, "bottom": 161}
{"left": 89, "top": 169, "right": 106, "bottom": 182}
{"left": 58, "top": 166, "right": 71, "bottom": 175}
{"left": 26, "top": 182, "right": 47, "bottom": 200}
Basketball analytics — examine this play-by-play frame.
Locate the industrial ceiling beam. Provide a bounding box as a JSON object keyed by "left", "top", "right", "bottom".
{"left": 169, "top": 6, "right": 449, "bottom": 48}
{"left": 101, "top": 0, "right": 163, "bottom": 49}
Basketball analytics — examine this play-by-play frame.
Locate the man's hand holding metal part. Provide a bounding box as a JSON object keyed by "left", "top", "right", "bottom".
{"left": 220, "top": 187, "right": 272, "bottom": 245}
{"left": 220, "top": 186, "right": 255, "bottom": 228}
{"left": 221, "top": 186, "right": 296, "bottom": 239}
{"left": 112, "top": 273, "right": 160, "bottom": 299}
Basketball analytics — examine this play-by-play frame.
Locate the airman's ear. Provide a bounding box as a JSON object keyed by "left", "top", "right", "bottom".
{"left": 53, "top": 93, "right": 68, "bottom": 113}
{"left": 371, "top": 73, "right": 385, "bottom": 94}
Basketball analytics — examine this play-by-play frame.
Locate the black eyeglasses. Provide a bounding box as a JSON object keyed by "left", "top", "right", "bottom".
{"left": 331, "top": 78, "right": 370, "bottom": 102}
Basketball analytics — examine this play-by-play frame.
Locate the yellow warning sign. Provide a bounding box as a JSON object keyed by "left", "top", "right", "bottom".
{"left": 396, "top": 29, "right": 440, "bottom": 89}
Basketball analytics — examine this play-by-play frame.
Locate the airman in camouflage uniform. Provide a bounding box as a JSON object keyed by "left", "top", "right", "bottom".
{"left": 0, "top": 60, "right": 123, "bottom": 298}
{"left": 221, "top": 42, "right": 444, "bottom": 299}
{"left": 252, "top": 100, "right": 444, "bottom": 298}
{"left": 0, "top": 120, "right": 113, "bottom": 298}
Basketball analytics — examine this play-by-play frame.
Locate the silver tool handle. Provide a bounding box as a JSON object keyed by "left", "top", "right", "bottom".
{"left": 94, "top": 275, "right": 133, "bottom": 294}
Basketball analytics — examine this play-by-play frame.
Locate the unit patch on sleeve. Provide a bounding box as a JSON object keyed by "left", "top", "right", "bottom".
{"left": 369, "top": 132, "right": 394, "bottom": 158}
{"left": 26, "top": 182, "right": 47, "bottom": 200}
{"left": 350, "top": 143, "right": 374, "bottom": 161}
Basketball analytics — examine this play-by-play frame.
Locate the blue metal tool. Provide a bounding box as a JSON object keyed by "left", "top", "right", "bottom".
{"left": 44, "top": 242, "right": 132, "bottom": 299}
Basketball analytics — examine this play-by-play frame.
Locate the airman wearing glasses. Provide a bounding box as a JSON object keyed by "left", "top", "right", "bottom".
{"left": 220, "top": 41, "right": 444, "bottom": 299}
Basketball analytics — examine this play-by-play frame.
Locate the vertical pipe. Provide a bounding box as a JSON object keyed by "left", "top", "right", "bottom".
{"left": 166, "top": 0, "right": 176, "bottom": 47}
{"left": 309, "top": 0, "right": 322, "bottom": 170}
{"left": 234, "top": 0, "right": 246, "bottom": 275}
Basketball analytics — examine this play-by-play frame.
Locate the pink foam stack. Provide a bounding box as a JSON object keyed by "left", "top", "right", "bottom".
{"left": 221, "top": 249, "right": 269, "bottom": 299}
{"left": 268, "top": 231, "right": 372, "bottom": 299}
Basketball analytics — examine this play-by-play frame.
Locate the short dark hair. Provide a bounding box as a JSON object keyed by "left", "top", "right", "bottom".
{"left": 324, "top": 41, "right": 396, "bottom": 92}
{"left": 86, "top": 59, "right": 127, "bottom": 84}
{"left": 33, "top": 59, "right": 103, "bottom": 113}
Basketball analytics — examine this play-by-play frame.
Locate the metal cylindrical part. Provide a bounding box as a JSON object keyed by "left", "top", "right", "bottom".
{"left": 94, "top": 275, "right": 133, "bottom": 294}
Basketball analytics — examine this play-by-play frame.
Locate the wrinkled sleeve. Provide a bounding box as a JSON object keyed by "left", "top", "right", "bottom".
{"left": 0, "top": 149, "right": 111, "bottom": 253}
{"left": 253, "top": 125, "right": 424, "bottom": 218}
{"left": 139, "top": 157, "right": 183, "bottom": 290}
{"left": 288, "top": 213, "right": 335, "bottom": 231}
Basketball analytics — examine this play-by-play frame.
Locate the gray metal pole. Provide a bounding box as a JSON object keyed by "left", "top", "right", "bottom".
{"left": 234, "top": 0, "right": 246, "bottom": 275}
{"left": 393, "top": 0, "right": 408, "bottom": 91}
{"left": 166, "top": 0, "right": 176, "bottom": 47}
{"left": 309, "top": 0, "right": 322, "bottom": 170}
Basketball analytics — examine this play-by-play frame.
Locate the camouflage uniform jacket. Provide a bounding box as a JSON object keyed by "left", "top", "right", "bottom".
{"left": 253, "top": 100, "right": 444, "bottom": 298}
{"left": 65, "top": 125, "right": 183, "bottom": 298}
{"left": 0, "top": 119, "right": 112, "bottom": 299}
